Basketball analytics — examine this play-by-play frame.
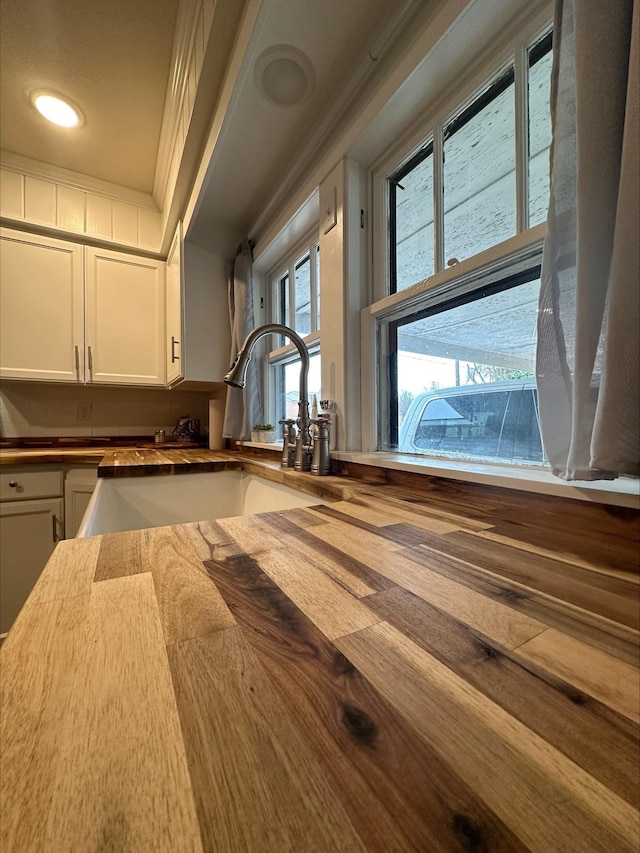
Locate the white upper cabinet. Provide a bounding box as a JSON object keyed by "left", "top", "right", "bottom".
{"left": 165, "top": 226, "right": 231, "bottom": 389}
{"left": 0, "top": 227, "right": 84, "bottom": 382}
{"left": 166, "top": 224, "right": 183, "bottom": 385}
{"left": 85, "top": 247, "right": 166, "bottom": 386}
{"left": 0, "top": 227, "right": 166, "bottom": 387}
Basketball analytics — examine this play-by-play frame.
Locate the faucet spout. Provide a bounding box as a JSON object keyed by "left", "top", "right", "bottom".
{"left": 224, "top": 323, "right": 312, "bottom": 471}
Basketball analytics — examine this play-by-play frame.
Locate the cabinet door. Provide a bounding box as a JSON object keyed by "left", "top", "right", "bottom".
{"left": 64, "top": 472, "right": 97, "bottom": 538}
{"left": 85, "top": 247, "right": 165, "bottom": 386}
{"left": 0, "top": 228, "right": 84, "bottom": 382}
{"left": 166, "top": 224, "right": 183, "bottom": 385}
{"left": 0, "top": 497, "right": 63, "bottom": 636}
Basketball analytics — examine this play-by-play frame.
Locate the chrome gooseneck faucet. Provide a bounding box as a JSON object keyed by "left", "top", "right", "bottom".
{"left": 224, "top": 323, "right": 327, "bottom": 474}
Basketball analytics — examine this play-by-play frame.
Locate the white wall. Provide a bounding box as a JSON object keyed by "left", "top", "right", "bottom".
{"left": 0, "top": 382, "right": 212, "bottom": 440}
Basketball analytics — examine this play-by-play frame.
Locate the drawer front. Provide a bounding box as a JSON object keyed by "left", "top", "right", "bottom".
{"left": 0, "top": 469, "right": 63, "bottom": 501}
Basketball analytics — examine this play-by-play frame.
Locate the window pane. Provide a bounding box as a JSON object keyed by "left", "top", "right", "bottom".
{"left": 294, "top": 253, "right": 311, "bottom": 335}
{"left": 393, "top": 150, "right": 434, "bottom": 291}
{"left": 275, "top": 353, "right": 322, "bottom": 428}
{"left": 393, "top": 276, "right": 544, "bottom": 465}
{"left": 444, "top": 75, "right": 516, "bottom": 264}
{"left": 528, "top": 40, "right": 553, "bottom": 227}
{"left": 277, "top": 272, "right": 289, "bottom": 324}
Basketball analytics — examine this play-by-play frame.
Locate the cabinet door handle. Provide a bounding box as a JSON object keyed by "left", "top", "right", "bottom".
{"left": 171, "top": 336, "right": 180, "bottom": 363}
{"left": 88, "top": 345, "right": 94, "bottom": 376}
{"left": 52, "top": 514, "right": 59, "bottom": 543}
{"left": 75, "top": 344, "right": 80, "bottom": 378}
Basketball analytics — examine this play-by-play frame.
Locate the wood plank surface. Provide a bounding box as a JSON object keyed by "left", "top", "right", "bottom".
{"left": 41, "top": 573, "right": 203, "bottom": 851}
{"left": 2, "top": 454, "right": 638, "bottom": 853}
{"left": 366, "top": 586, "right": 639, "bottom": 805}
{"left": 196, "top": 533, "right": 527, "bottom": 853}
{"left": 336, "top": 621, "right": 639, "bottom": 853}
{"left": 0, "top": 594, "right": 90, "bottom": 852}
{"left": 168, "top": 626, "right": 368, "bottom": 853}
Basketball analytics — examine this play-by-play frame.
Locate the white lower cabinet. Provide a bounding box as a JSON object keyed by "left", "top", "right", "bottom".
{"left": 64, "top": 468, "right": 98, "bottom": 538}
{"left": 0, "top": 467, "right": 64, "bottom": 637}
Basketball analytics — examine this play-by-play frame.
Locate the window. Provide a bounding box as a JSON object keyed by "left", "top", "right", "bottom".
{"left": 267, "top": 237, "right": 321, "bottom": 432}
{"left": 387, "top": 265, "right": 543, "bottom": 464}
{"left": 388, "top": 31, "right": 552, "bottom": 294}
{"left": 373, "top": 29, "right": 552, "bottom": 466}
{"left": 443, "top": 68, "right": 516, "bottom": 266}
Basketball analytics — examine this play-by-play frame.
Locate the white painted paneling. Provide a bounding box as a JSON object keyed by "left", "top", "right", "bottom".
{"left": 86, "top": 195, "right": 113, "bottom": 238}
{"left": 0, "top": 169, "right": 24, "bottom": 219}
{"left": 138, "top": 207, "right": 162, "bottom": 249}
{"left": 24, "top": 177, "right": 56, "bottom": 225}
{"left": 57, "top": 185, "right": 86, "bottom": 232}
{"left": 112, "top": 201, "right": 139, "bottom": 245}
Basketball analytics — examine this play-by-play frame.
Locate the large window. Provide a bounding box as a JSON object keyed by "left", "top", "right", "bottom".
{"left": 375, "top": 29, "right": 552, "bottom": 466}
{"left": 388, "top": 31, "right": 552, "bottom": 294}
{"left": 268, "top": 237, "right": 321, "bottom": 433}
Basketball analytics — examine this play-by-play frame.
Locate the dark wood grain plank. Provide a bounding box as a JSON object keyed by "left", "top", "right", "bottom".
{"left": 398, "top": 529, "right": 640, "bottom": 629}
{"left": 401, "top": 544, "right": 639, "bottom": 665}
{"left": 256, "top": 511, "right": 395, "bottom": 595}
{"left": 336, "top": 621, "right": 639, "bottom": 853}
{"left": 168, "top": 627, "right": 368, "bottom": 853}
{"left": 196, "top": 533, "right": 528, "bottom": 853}
{"left": 366, "top": 586, "right": 639, "bottom": 805}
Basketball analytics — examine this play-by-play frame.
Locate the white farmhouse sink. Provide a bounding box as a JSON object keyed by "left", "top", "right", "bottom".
{"left": 77, "top": 471, "right": 328, "bottom": 537}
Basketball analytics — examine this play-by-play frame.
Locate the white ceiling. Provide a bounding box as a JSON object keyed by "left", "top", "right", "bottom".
{"left": 0, "top": 0, "right": 179, "bottom": 194}
{"left": 0, "top": 0, "right": 427, "bottom": 249}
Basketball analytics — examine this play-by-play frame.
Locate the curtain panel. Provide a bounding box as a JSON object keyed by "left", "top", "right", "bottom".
{"left": 537, "top": 0, "right": 639, "bottom": 480}
{"left": 223, "top": 239, "right": 263, "bottom": 440}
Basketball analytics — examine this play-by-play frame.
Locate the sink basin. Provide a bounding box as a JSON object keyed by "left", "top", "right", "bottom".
{"left": 77, "top": 470, "right": 328, "bottom": 537}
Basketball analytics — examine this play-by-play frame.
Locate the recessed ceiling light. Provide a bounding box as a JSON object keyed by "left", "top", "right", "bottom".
{"left": 254, "top": 46, "right": 315, "bottom": 107}
{"left": 30, "top": 90, "right": 83, "bottom": 128}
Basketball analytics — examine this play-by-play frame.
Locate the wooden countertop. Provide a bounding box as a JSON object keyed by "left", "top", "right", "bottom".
{"left": 0, "top": 442, "right": 208, "bottom": 468}
{"left": 1, "top": 465, "right": 638, "bottom": 852}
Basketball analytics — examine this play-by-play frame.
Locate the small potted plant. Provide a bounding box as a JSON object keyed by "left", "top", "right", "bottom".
{"left": 251, "top": 423, "right": 275, "bottom": 443}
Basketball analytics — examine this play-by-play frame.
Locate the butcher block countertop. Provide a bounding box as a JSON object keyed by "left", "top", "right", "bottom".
{"left": 1, "top": 456, "right": 639, "bottom": 851}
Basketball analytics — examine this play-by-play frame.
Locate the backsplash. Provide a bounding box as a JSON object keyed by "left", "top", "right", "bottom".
{"left": 0, "top": 381, "right": 217, "bottom": 439}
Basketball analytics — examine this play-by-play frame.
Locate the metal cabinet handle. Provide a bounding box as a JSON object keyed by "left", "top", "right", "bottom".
{"left": 52, "top": 514, "right": 59, "bottom": 543}
{"left": 75, "top": 344, "right": 80, "bottom": 379}
{"left": 9, "top": 480, "right": 18, "bottom": 488}
{"left": 171, "top": 336, "right": 180, "bottom": 363}
{"left": 88, "top": 345, "right": 94, "bottom": 376}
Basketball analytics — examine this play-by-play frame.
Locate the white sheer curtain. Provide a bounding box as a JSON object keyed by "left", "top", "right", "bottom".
{"left": 223, "top": 239, "right": 263, "bottom": 440}
{"left": 537, "top": 0, "right": 639, "bottom": 480}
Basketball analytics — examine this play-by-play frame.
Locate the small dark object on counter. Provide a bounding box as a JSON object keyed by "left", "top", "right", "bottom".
{"left": 172, "top": 416, "right": 200, "bottom": 443}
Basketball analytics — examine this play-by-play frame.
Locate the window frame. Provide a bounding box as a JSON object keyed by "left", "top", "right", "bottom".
{"left": 264, "top": 231, "right": 321, "bottom": 431}
{"left": 363, "top": 23, "right": 552, "bottom": 456}
{"left": 362, "top": 224, "right": 546, "bottom": 453}
{"left": 371, "top": 24, "right": 552, "bottom": 305}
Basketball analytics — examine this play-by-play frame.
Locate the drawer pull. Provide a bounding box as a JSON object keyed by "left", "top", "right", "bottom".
{"left": 9, "top": 480, "right": 18, "bottom": 488}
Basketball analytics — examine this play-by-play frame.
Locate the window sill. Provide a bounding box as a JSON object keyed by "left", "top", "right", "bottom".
{"left": 239, "top": 441, "right": 282, "bottom": 450}
{"left": 331, "top": 451, "right": 640, "bottom": 509}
